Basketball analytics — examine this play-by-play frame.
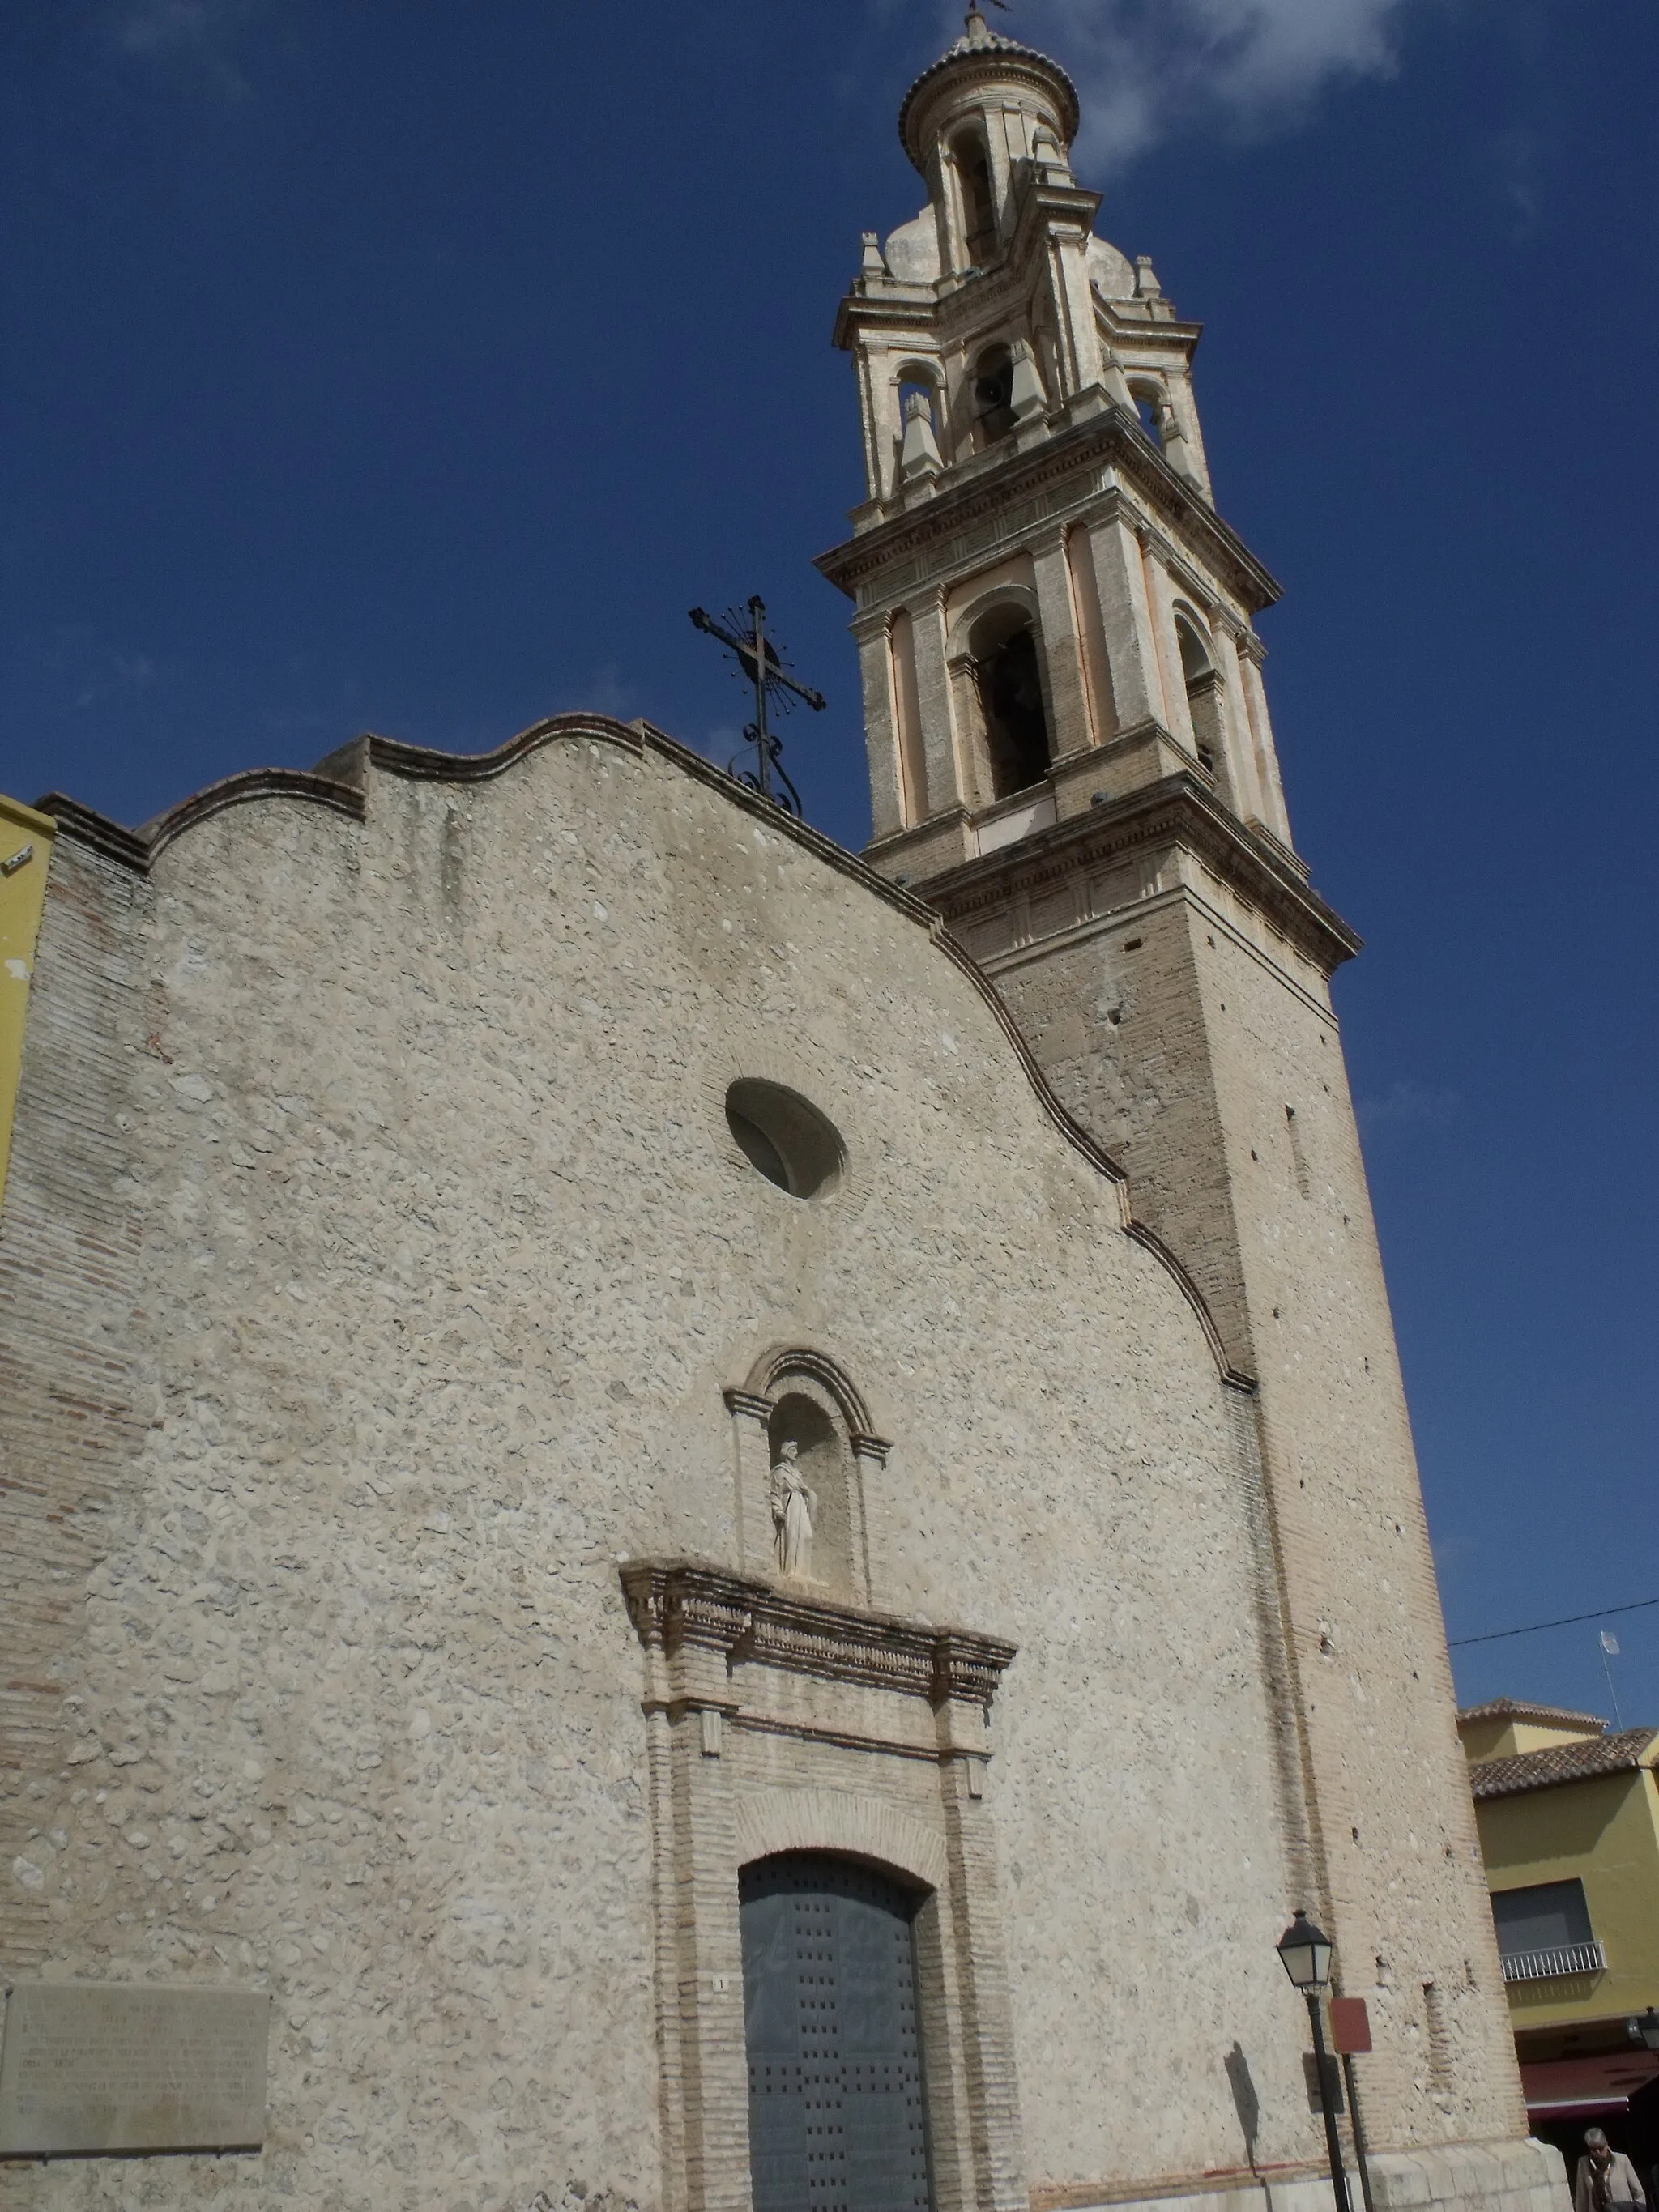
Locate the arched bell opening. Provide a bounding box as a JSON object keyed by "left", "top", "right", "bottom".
{"left": 894, "top": 361, "right": 947, "bottom": 488}
{"left": 897, "top": 374, "right": 940, "bottom": 439}
{"left": 1130, "top": 378, "right": 1167, "bottom": 448}
{"left": 1175, "top": 609, "right": 1233, "bottom": 803}
{"left": 950, "top": 124, "right": 998, "bottom": 266}
{"left": 970, "top": 342, "right": 1016, "bottom": 448}
{"left": 969, "top": 602, "right": 1053, "bottom": 799}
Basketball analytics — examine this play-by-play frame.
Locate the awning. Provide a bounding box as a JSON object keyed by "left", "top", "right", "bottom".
{"left": 1521, "top": 2054, "right": 1659, "bottom": 2121}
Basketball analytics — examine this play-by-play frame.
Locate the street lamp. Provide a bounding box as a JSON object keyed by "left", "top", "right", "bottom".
{"left": 1278, "top": 1912, "right": 1353, "bottom": 2212}
{"left": 1635, "top": 2008, "right": 1659, "bottom": 2055}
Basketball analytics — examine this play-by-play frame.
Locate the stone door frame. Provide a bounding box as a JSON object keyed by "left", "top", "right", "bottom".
{"left": 621, "top": 1562, "right": 1026, "bottom": 2212}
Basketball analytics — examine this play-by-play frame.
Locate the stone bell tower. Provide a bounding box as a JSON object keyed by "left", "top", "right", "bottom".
{"left": 818, "top": 6, "right": 1529, "bottom": 2166}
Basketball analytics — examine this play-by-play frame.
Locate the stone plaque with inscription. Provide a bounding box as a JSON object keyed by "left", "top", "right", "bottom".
{"left": 0, "top": 1984, "right": 270, "bottom": 2158}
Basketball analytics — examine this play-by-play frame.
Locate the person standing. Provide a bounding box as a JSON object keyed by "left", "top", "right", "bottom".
{"left": 1574, "top": 2129, "right": 1648, "bottom": 2212}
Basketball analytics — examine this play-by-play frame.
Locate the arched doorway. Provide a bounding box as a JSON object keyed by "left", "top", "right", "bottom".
{"left": 740, "top": 1852, "right": 932, "bottom": 2212}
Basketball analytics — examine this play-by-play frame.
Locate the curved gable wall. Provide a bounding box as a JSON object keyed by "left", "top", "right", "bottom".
{"left": 0, "top": 729, "right": 1316, "bottom": 2206}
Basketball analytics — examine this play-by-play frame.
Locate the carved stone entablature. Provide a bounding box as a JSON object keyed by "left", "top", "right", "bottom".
{"left": 925, "top": 771, "right": 1358, "bottom": 978}
{"left": 816, "top": 407, "right": 1279, "bottom": 615}
{"left": 620, "top": 1558, "right": 1017, "bottom": 1714}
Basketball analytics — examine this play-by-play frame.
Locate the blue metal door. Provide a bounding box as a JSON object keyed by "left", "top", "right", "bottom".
{"left": 740, "top": 1853, "right": 932, "bottom": 2212}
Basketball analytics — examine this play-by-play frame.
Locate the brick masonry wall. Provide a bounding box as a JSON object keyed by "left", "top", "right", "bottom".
{"left": 2, "top": 731, "right": 1371, "bottom": 2212}
{"left": 981, "top": 844, "right": 1528, "bottom": 2156}
{"left": 0, "top": 839, "right": 151, "bottom": 1971}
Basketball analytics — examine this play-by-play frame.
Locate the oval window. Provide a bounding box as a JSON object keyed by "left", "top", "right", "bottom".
{"left": 726, "top": 1080, "right": 844, "bottom": 1201}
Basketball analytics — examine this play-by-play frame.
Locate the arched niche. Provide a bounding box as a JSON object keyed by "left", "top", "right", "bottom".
{"left": 767, "top": 1388, "right": 853, "bottom": 1598}
{"left": 724, "top": 1349, "right": 888, "bottom": 1605}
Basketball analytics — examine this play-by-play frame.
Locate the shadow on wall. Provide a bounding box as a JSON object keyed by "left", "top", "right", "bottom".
{"left": 1225, "top": 2040, "right": 1262, "bottom": 2173}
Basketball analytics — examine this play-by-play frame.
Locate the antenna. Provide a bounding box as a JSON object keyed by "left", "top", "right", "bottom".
{"left": 1600, "top": 1630, "right": 1625, "bottom": 1729}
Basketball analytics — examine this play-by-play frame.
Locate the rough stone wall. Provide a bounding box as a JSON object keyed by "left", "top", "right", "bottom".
{"left": 1, "top": 730, "right": 1342, "bottom": 2211}
{"left": 982, "top": 850, "right": 1528, "bottom": 2155}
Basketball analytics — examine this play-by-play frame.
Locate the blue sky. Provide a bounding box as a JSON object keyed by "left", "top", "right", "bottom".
{"left": 4, "top": 0, "right": 1655, "bottom": 1722}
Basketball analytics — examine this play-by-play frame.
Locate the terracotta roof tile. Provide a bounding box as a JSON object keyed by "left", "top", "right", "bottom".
{"left": 1457, "top": 1696, "right": 1607, "bottom": 1731}
{"left": 1469, "top": 1727, "right": 1659, "bottom": 1800}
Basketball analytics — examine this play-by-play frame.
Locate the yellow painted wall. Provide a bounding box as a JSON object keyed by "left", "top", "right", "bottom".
{"left": 1462, "top": 1714, "right": 1606, "bottom": 1762}
{"left": 0, "top": 795, "right": 55, "bottom": 1212}
{"left": 1475, "top": 1753, "right": 1659, "bottom": 2029}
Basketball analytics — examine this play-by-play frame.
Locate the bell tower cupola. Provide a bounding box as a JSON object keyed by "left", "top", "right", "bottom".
{"left": 820, "top": 12, "right": 1252, "bottom": 882}
{"left": 898, "top": 8, "right": 1081, "bottom": 279}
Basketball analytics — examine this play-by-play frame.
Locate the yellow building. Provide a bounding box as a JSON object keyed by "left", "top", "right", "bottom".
{"left": 0, "top": 793, "right": 55, "bottom": 1210}
{"left": 1461, "top": 1697, "right": 1659, "bottom": 2181}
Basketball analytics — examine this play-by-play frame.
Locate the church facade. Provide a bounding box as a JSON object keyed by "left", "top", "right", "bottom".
{"left": 0, "top": 17, "right": 1563, "bottom": 2212}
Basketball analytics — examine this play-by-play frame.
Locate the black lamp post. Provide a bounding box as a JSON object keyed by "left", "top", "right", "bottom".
{"left": 1278, "top": 1911, "right": 1353, "bottom": 2212}
{"left": 1636, "top": 2007, "right": 1659, "bottom": 2055}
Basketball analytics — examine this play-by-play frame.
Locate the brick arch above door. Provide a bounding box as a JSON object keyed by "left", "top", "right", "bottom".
{"left": 736, "top": 1788, "right": 950, "bottom": 1894}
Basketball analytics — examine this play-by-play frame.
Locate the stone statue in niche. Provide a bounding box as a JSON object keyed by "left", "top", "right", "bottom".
{"left": 770, "top": 1441, "right": 817, "bottom": 1581}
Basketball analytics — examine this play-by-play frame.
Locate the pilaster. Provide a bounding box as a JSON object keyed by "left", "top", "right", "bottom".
{"left": 1028, "top": 528, "right": 1094, "bottom": 758}
{"left": 856, "top": 620, "right": 907, "bottom": 841}
{"left": 1139, "top": 533, "right": 1198, "bottom": 756}
{"left": 1083, "top": 507, "right": 1168, "bottom": 736}
{"left": 1235, "top": 632, "right": 1294, "bottom": 847}
{"left": 914, "top": 590, "right": 970, "bottom": 816}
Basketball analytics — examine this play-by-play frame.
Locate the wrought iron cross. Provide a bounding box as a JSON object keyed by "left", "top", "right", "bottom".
{"left": 689, "top": 596, "right": 825, "bottom": 816}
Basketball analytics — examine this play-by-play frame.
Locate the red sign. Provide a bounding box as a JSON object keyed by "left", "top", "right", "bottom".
{"left": 1330, "top": 1997, "right": 1372, "bottom": 2054}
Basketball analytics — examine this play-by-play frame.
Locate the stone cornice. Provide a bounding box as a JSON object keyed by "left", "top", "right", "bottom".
{"left": 921, "top": 772, "right": 1363, "bottom": 979}
{"left": 815, "top": 407, "right": 1281, "bottom": 615}
{"left": 619, "top": 1559, "right": 1017, "bottom": 1711}
{"left": 1097, "top": 298, "right": 1204, "bottom": 349}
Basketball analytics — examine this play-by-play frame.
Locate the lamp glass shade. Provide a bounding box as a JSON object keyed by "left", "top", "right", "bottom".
{"left": 1636, "top": 2008, "right": 1659, "bottom": 2055}
{"left": 1277, "top": 1911, "right": 1334, "bottom": 1992}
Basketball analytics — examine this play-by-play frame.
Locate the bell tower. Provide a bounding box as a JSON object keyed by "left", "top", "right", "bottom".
{"left": 818, "top": 7, "right": 1527, "bottom": 2163}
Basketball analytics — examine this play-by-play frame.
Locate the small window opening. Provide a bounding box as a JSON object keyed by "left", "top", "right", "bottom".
{"left": 726, "top": 1080, "right": 845, "bottom": 1200}
{"left": 972, "top": 343, "right": 1016, "bottom": 446}
{"left": 970, "top": 604, "right": 1051, "bottom": 799}
{"left": 953, "top": 129, "right": 997, "bottom": 264}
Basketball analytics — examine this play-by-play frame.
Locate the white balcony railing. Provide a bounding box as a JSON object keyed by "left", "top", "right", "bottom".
{"left": 1500, "top": 1941, "right": 1607, "bottom": 1983}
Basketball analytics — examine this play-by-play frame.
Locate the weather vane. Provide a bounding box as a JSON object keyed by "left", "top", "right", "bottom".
{"left": 689, "top": 596, "right": 825, "bottom": 816}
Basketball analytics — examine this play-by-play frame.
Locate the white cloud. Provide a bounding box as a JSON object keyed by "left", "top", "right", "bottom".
{"left": 1356, "top": 1079, "right": 1461, "bottom": 1130}
{"left": 113, "top": 0, "right": 256, "bottom": 96}
{"left": 951, "top": 0, "right": 1433, "bottom": 164}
